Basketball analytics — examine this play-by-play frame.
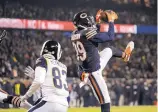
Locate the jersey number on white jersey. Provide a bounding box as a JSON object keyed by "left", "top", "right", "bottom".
{"left": 52, "top": 67, "right": 68, "bottom": 91}
{"left": 72, "top": 41, "right": 86, "bottom": 61}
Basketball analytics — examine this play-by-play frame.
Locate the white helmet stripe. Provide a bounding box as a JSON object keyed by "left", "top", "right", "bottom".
{"left": 57, "top": 42, "right": 61, "bottom": 60}
{"left": 40, "top": 40, "right": 50, "bottom": 56}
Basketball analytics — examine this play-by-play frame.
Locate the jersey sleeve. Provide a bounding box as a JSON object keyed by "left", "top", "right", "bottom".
{"left": 24, "top": 66, "right": 46, "bottom": 98}
{"left": 35, "top": 57, "right": 47, "bottom": 70}
{"left": 85, "top": 22, "right": 115, "bottom": 43}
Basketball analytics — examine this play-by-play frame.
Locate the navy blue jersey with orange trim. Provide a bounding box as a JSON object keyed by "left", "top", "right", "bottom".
{"left": 71, "top": 22, "right": 114, "bottom": 72}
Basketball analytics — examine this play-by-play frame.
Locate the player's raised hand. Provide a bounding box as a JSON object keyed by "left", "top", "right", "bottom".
{"left": 0, "top": 30, "right": 7, "bottom": 44}
{"left": 104, "top": 10, "right": 118, "bottom": 22}
{"left": 24, "top": 66, "right": 35, "bottom": 79}
{"left": 96, "top": 9, "right": 118, "bottom": 23}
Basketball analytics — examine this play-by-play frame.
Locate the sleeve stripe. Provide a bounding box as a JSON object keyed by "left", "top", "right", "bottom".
{"left": 86, "top": 29, "right": 97, "bottom": 35}
{"left": 86, "top": 31, "right": 97, "bottom": 37}
{"left": 87, "top": 32, "right": 97, "bottom": 39}
{"left": 86, "top": 31, "right": 97, "bottom": 39}
{"left": 12, "top": 96, "right": 21, "bottom": 107}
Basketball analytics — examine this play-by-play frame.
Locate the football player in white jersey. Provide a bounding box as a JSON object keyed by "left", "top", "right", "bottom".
{"left": 24, "top": 66, "right": 42, "bottom": 105}
{"left": 21, "top": 40, "right": 69, "bottom": 112}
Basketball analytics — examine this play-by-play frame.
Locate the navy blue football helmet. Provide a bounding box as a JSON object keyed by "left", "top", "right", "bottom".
{"left": 73, "top": 11, "right": 96, "bottom": 30}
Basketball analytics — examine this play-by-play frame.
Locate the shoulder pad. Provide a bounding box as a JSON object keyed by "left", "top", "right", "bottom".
{"left": 35, "top": 56, "right": 47, "bottom": 70}
{"left": 83, "top": 28, "right": 97, "bottom": 39}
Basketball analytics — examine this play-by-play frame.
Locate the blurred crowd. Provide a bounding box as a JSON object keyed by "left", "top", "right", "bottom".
{"left": 0, "top": 77, "right": 157, "bottom": 108}
{"left": 0, "top": 30, "right": 78, "bottom": 78}
{"left": 0, "top": 1, "right": 156, "bottom": 25}
{"left": 0, "top": 30, "right": 156, "bottom": 78}
{"left": 68, "top": 78, "right": 157, "bottom": 107}
{"left": 101, "top": 34, "right": 157, "bottom": 79}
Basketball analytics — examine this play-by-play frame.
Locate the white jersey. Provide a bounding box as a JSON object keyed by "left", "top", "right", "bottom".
{"left": 24, "top": 55, "right": 69, "bottom": 106}
{"left": 40, "top": 57, "right": 69, "bottom": 106}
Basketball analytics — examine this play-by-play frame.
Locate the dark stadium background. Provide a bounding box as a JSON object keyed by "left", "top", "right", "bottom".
{"left": 0, "top": 0, "right": 157, "bottom": 108}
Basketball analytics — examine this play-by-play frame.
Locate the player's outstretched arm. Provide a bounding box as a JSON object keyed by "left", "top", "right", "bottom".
{"left": 3, "top": 95, "right": 32, "bottom": 109}
{"left": 21, "top": 66, "right": 46, "bottom": 102}
{"left": 0, "top": 90, "right": 32, "bottom": 109}
{"left": 85, "top": 22, "right": 114, "bottom": 43}
{"left": 87, "top": 9, "right": 118, "bottom": 43}
{"left": 96, "top": 22, "right": 115, "bottom": 42}
{"left": 22, "top": 57, "right": 47, "bottom": 102}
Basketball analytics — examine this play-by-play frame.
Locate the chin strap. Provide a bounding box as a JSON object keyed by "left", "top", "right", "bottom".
{"left": 43, "top": 54, "right": 55, "bottom": 60}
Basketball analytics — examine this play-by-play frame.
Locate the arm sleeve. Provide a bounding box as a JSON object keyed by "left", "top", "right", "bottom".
{"left": 89, "top": 22, "right": 115, "bottom": 43}
{"left": 25, "top": 67, "right": 46, "bottom": 97}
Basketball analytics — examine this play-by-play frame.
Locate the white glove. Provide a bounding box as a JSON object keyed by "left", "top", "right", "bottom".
{"left": 20, "top": 100, "right": 32, "bottom": 109}
{"left": 21, "top": 95, "right": 29, "bottom": 102}
{"left": 24, "top": 66, "right": 35, "bottom": 79}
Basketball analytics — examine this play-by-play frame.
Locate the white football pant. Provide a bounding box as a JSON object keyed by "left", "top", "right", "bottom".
{"left": 88, "top": 48, "right": 112, "bottom": 104}
{"left": 28, "top": 100, "right": 68, "bottom": 112}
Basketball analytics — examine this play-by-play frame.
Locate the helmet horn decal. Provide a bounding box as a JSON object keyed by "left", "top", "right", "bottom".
{"left": 40, "top": 40, "right": 50, "bottom": 55}
{"left": 80, "top": 13, "right": 87, "bottom": 18}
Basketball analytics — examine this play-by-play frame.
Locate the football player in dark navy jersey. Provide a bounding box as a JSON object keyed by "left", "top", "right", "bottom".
{"left": 71, "top": 10, "right": 134, "bottom": 112}
{"left": 71, "top": 20, "right": 115, "bottom": 73}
